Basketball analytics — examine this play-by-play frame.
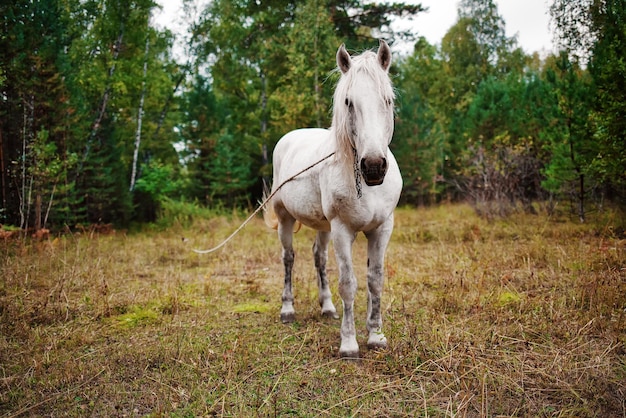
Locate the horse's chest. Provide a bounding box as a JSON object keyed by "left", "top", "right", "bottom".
{"left": 326, "top": 191, "right": 394, "bottom": 231}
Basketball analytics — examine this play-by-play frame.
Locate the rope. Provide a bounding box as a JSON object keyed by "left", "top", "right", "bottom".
{"left": 192, "top": 152, "right": 335, "bottom": 254}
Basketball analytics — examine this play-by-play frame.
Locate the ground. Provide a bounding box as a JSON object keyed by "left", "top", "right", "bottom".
{"left": 1, "top": 204, "right": 625, "bottom": 416}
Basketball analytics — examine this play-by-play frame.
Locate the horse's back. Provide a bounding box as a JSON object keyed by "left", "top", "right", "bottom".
{"left": 272, "top": 128, "right": 331, "bottom": 178}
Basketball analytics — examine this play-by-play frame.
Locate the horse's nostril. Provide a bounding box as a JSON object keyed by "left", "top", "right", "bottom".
{"left": 360, "top": 156, "right": 388, "bottom": 186}
{"left": 360, "top": 157, "right": 387, "bottom": 173}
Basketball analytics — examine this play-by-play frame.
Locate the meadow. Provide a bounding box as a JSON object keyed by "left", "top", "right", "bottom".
{"left": 1, "top": 204, "right": 625, "bottom": 417}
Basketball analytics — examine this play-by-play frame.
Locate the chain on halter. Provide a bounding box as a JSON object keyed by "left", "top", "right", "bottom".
{"left": 353, "top": 147, "right": 362, "bottom": 198}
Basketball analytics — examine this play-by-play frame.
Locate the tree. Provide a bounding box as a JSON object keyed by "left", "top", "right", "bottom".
{"left": 550, "top": 0, "right": 626, "bottom": 204}
{"left": 393, "top": 37, "right": 445, "bottom": 204}
{"left": 586, "top": 0, "right": 626, "bottom": 199}
{"left": 541, "top": 53, "right": 594, "bottom": 221}
{"left": 272, "top": 0, "right": 340, "bottom": 132}
{"left": 458, "top": 0, "right": 517, "bottom": 71}
{"left": 208, "top": 132, "right": 258, "bottom": 207}
{"left": 326, "top": 0, "right": 423, "bottom": 49}
{"left": 0, "top": 0, "right": 75, "bottom": 229}
{"left": 461, "top": 72, "right": 550, "bottom": 214}
{"left": 181, "top": 74, "right": 228, "bottom": 204}
{"left": 436, "top": 0, "right": 522, "bottom": 192}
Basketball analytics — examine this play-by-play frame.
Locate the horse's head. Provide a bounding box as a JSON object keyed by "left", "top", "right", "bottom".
{"left": 334, "top": 40, "right": 395, "bottom": 187}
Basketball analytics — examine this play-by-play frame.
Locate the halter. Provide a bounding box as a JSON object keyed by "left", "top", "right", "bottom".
{"left": 353, "top": 147, "right": 363, "bottom": 198}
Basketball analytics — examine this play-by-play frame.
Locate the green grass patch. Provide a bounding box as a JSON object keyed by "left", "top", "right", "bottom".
{"left": 113, "top": 305, "right": 161, "bottom": 328}
{"left": 232, "top": 302, "right": 272, "bottom": 313}
{"left": 497, "top": 289, "right": 522, "bottom": 307}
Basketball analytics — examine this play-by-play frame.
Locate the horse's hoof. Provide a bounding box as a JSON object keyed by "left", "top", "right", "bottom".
{"left": 366, "top": 340, "right": 388, "bottom": 351}
{"left": 339, "top": 339, "right": 360, "bottom": 359}
{"left": 280, "top": 312, "right": 295, "bottom": 323}
{"left": 339, "top": 349, "right": 360, "bottom": 359}
{"left": 367, "top": 334, "right": 388, "bottom": 350}
{"left": 321, "top": 310, "right": 340, "bottom": 320}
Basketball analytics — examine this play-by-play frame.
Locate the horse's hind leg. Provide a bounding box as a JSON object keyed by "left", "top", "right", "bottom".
{"left": 279, "top": 217, "right": 297, "bottom": 323}
{"left": 313, "top": 231, "right": 338, "bottom": 319}
{"left": 364, "top": 215, "right": 394, "bottom": 350}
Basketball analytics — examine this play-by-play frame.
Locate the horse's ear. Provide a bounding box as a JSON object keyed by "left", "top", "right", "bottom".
{"left": 377, "top": 39, "right": 392, "bottom": 72}
{"left": 337, "top": 44, "right": 351, "bottom": 74}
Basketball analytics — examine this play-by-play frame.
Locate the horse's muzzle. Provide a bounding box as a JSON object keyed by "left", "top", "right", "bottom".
{"left": 360, "top": 157, "right": 387, "bottom": 186}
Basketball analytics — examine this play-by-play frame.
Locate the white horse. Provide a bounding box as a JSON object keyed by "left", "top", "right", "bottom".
{"left": 264, "top": 40, "right": 402, "bottom": 358}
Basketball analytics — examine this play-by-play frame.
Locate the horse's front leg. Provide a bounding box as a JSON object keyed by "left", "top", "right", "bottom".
{"left": 313, "top": 231, "right": 339, "bottom": 319}
{"left": 364, "top": 214, "right": 394, "bottom": 350}
{"left": 278, "top": 217, "right": 297, "bottom": 323}
{"left": 331, "top": 222, "right": 358, "bottom": 357}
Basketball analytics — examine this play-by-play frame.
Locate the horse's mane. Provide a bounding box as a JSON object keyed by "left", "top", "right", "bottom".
{"left": 331, "top": 50, "right": 395, "bottom": 182}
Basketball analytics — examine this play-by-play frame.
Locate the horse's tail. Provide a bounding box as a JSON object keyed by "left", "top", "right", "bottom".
{"left": 262, "top": 180, "right": 301, "bottom": 233}
{"left": 262, "top": 181, "right": 279, "bottom": 230}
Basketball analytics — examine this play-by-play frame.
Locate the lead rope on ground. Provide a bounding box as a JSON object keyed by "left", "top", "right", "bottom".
{"left": 192, "top": 152, "right": 335, "bottom": 254}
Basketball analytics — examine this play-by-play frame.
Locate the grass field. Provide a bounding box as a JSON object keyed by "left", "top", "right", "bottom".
{"left": 1, "top": 204, "right": 625, "bottom": 417}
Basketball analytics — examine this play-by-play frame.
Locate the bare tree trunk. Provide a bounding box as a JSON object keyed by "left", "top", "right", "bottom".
{"left": 153, "top": 8, "right": 201, "bottom": 140}
{"left": 568, "top": 118, "right": 585, "bottom": 222}
{"left": 153, "top": 72, "right": 185, "bottom": 140}
{"left": 20, "top": 94, "right": 35, "bottom": 229}
{"left": 43, "top": 184, "right": 55, "bottom": 229}
{"left": 578, "top": 172, "right": 585, "bottom": 222}
{"left": 78, "top": 27, "right": 124, "bottom": 177}
{"left": 260, "top": 71, "right": 268, "bottom": 167}
{"left": 35, "top": 193, "right": 42, "bottom": 231}
{"left": 313, "top": 2, "right": 322, "bottom": 128}
{"left": 24, "top": 177, "right": 33, "bottom": 236}
{"left": 130, "top": 36, "right": 150, "bottom": 192}
{"left": 0, "top": 128, "right": 5, "bottom": 210}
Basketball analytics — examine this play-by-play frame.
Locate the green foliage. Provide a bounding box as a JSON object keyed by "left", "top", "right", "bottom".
{"left": 0, "top": 0, "right": 185, "bottom": 228}
{"left": 133, "top": 161, "right": 187, "bottom": 223}
{"left": 272, "top": 0, "right": 340, "bottom": 131}
{"left": 155, "top": 198, "right": 223, "bottom": 229}
{"left": 392, "top": 0, "right": 624, "bottom": 215}
{"left": 2, "top": 0, "right": 626, "bottom": 228}
{"left": 79, "top": 132, "right": 134, "bottom": 226}
{"left": 208, "top": 133, "right": 259, "bottom": 207}
{"left": 550, "top": 0, "right": 626, "bottom": 204}
{"left": 181, "top": 75, "right": 228, "bottom": 205}
{"left": 587, "top": 0, "right": 626, "bottom": 196}
{"left": 540, "top": 53, "right": 593, "bottom": 218}
{"left": 393, "top": 37, "right": 446, "bottom": 204}
{"left": 135, "top": 162, "right": 185, "bottom": 203}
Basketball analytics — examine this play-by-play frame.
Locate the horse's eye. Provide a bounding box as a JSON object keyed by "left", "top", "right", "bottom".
{"left": 345, "top": 98, "right": 350, "bottom": 107}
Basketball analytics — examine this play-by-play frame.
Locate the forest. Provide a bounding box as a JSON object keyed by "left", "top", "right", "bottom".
{"left": 1, "top": 0, "right": 625, "bottom": 230}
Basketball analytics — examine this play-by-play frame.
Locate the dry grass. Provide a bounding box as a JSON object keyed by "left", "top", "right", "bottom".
{"left": 1, "top": 204, "right": 625, "bottom": 417}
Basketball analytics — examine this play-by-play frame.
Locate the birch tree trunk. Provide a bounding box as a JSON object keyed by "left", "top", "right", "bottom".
{"left": 130, "top": 36, "right": 150, "bottom": 192}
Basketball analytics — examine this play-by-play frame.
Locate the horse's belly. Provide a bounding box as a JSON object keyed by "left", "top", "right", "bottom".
{"left": 281, "top": 188, "right": 331, "bottom": 231}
